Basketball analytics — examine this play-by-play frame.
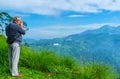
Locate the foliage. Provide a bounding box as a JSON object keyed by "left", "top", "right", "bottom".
{"left": 0, "top": 12, "right": 13, "bottom": 24}
{"left": 0, "top": 12, "right": 13, "bottom": 34}
{"left": 0, "top": 35, "right": 8, "bottom": 66}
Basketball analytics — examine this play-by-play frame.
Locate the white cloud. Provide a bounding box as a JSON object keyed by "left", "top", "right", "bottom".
{"left": 68, "top": 14, "right": 86, "bottom": 18}
{"left": 8, "top": 12, "right": 30, "bottom": 17}
{"left": 0, "top": 0, "right": 120, "bottom": 16}
{"left": 24, "top": 23, "right": 120, "bottom": 39}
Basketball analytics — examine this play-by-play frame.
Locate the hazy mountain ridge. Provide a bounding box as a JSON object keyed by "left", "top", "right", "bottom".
{"left": 28, "top": 25, "right": 120, "bottom": 73}
{"left": 81, "top": 25, "right": 120, "bottom": 35}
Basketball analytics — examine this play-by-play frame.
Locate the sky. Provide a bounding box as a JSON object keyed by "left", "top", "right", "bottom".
{"left": 0, "top": 0, "right": 120, "bottom": 39}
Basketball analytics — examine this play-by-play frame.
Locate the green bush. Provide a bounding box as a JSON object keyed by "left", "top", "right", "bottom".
{"left": 0, "top": 35, "right": 8, "bottom": 66}
{"left": 20, "top": 47, "right": 79, "bottom": 73}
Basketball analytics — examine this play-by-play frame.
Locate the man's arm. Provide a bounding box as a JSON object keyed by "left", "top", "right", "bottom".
{"left": 17, "top": 22, "right": 25, "bottom": 35}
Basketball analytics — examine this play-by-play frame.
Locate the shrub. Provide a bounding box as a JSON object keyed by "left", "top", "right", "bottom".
{"left": 0, "top": 35, "right": 8, "bottom": 66}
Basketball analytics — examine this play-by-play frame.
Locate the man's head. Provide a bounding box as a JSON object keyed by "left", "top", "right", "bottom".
{"left": 13, "top": 16, "right": 21, "bottom": 25}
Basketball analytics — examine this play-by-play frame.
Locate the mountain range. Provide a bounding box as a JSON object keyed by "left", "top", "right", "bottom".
{"left": 26, "top": 25, "right": 120, "bottom": 73}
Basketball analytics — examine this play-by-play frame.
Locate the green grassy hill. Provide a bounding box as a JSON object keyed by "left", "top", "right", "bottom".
{"left": 0, "top": 35, "right": 119, "bottom": 79}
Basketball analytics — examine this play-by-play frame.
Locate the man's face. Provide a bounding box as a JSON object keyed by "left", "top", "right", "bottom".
{"left": 16, "top": 20, "right": 21, "bottom": 25}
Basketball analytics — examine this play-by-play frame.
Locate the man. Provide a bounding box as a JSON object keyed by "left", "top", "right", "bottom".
{"left": 6, "top": 16, "right": 25, "bottom": 77}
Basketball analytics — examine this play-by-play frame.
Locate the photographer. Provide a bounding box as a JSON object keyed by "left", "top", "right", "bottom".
{"left": 6, "top": 16, "right": 25, "bottom": 77}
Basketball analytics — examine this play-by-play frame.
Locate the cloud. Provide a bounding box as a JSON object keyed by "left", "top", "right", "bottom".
{"left": 67, "top": 14, "right": 86, "bottom": 18}
{"left": 8, "top": 12, "right": 30, "bottom": 17}
{"left": 0, "top": 0, "right": 120, "bottom": 16}
{"left": 24, "top": 23, "right": 120, "bottom": 39}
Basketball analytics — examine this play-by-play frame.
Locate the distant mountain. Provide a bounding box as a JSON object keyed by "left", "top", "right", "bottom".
{"left": 29, "top": 25, "right": 120, "bottom": 73}
{"left": 81, "top": 25, "right": 120, "bottom": 35}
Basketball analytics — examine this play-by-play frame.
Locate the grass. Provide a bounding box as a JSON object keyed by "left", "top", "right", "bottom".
{"left": 0, "top": 35, "right": 120, "bottom": 79}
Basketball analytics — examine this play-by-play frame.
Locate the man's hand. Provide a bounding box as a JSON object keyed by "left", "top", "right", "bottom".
{"left": 19, "top": 22, "right": 24, "bottom": 30}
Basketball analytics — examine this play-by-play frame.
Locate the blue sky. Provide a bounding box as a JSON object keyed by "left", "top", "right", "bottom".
{"left": 0, "top": 0, "right": 120, "bottom": 39}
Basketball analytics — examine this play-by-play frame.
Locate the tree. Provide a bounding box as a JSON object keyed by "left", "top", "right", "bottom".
{"left": 0, "top": 12, "right": 13, "bottom": 34}
{"left": 24, "top": 41, "right": 30, "bottom": 47}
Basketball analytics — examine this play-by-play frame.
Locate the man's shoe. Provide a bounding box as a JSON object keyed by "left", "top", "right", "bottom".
{"left": 13, "top": 74, "right": 22, "bottom": 77}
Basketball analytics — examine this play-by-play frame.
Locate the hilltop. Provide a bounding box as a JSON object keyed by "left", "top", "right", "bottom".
{"left": 0, "top": 35, "right": 119, "bottom": 79}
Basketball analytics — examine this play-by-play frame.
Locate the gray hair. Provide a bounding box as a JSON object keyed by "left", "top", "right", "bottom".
{"left": 13, "top": 16, "right": 21, "bottom": 22}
